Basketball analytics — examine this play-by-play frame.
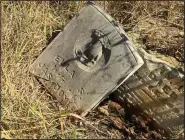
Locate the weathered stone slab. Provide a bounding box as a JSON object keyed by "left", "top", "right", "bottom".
{"left": 29, "top": 3, "right": 144, "bottom": 116}
{"left": 114, "top": 48, "right": 184, "bottom": 134}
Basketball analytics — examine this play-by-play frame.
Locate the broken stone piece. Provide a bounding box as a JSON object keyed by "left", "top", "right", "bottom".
{"left": 115, "top": 48, "right": 184, "bottom": 135}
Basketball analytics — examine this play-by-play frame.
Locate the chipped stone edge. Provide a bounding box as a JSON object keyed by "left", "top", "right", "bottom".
{"left": 137, "top": 48, "right": 184, "bottom": 78}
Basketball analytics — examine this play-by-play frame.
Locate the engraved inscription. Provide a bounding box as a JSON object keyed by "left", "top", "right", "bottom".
{"left": 54, "top": 55, "right": 63, "bottom": 62}
{"left": 65, "top": 64, "right": 69, "bottom": 72}
{"left": 69, "top": 70, "right": 75, "bottom": 78}
{"left": 149, "top": 73, "right": 155, "bottom": 79}
{"left": 57, "top": 73, "right": 66, "bottom": 82}
{"left": 47, "top": 73, "right": 52, "bottom": 80}
{"left": 80, "top": 88, "right": 84, "bottom": 94}
{"left": 116, "top": 55, "right": 184, "bottom": 135}
{"left": 54, "top": 82, "right": 60, "bottom": 91}
{"left": 53, "top": 68, "right": 57, "bottom": 73}
{"left": 38, "top": 63, "right": 45, "bottom": 68}
{"left": 63, "top": 64, "right": 76, "bottom": 78}
{"left": 78, "top": 88, "right": 84, "bottom": 95}
{"left": 43, "top": 67, "right": 48, "bottom": 75}
{"left": 57, "top": 90, "right": 65, "bottom": 99}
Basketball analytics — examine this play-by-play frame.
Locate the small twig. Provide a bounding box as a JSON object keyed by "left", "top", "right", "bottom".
{"left": 1, "top": 126, "right": 43, "bottom": 133}
{"left": 176, "top": 129, "right": 184, "bottom": 137}
{"left": 68, "top": 113, "right": 107, "bottom": 136}
{"left": 60, "top": 117, "right": 65, "bottom": 136}
{"left": 160, "top": 18, "right": 184, "bottom": 29}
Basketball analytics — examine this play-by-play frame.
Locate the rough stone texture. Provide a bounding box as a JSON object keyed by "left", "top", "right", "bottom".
{"left": 29, "top": 3, "right": 143, "bottom": 116}
{"left": 114, "top": 48, "right": 184, "bottom": 134}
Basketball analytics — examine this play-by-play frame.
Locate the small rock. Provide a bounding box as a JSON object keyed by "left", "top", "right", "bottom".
{"left": 98, "top": 106, "right": 109, "bottom": 116}
{"left": 109, "top": 101, "right": 122, "bottom": 110}
{"left": 179, "top": 32, "right": 184, "bottom": 37}
{"left": 108, "top": 101, "right": 125, "bottom": 116}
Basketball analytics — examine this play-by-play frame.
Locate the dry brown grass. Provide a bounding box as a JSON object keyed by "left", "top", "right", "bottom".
{"left": 104, "top": 1, "right": 184, "bottom": 62}
{"left": 1, "top": 1, "right": 184, "bottom": 139}
{"left": 1, "top": 1, "right": 87, "bottom": 139}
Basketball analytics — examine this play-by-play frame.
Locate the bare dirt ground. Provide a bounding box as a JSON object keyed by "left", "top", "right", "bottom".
{"left": 1, "top": 1, "right": 184, "bottom": 139}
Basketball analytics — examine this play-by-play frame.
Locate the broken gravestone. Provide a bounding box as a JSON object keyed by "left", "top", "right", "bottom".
{"left": 29, "top": 3, "right": 143, "bottom": 116}
{"left": 114, "top": 48, "right": 184, "bottom": 135}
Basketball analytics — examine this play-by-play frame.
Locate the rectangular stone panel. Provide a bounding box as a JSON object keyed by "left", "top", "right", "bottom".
{"left": 30, "top": 3, "right": 143, "bottom": 115}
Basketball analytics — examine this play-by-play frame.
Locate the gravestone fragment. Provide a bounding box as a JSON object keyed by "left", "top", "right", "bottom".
{"left": 114, "top": 48, "right": 184, "bottom": 135}
{"left": 29, "top": 3, "right": 143, "bottom": 116}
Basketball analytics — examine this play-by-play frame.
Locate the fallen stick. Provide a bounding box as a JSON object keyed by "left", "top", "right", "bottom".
{"left": 68, "top": 113, "right": 108, "bottom": 136}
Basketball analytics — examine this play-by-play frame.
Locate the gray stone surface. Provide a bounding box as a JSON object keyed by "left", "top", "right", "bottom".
{"left": 29, "top": 3, "right": 143, "bottom": 116}
{"left": 114, "top": 48, "right": 184, "bottom": 134}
